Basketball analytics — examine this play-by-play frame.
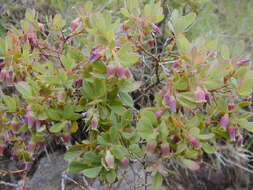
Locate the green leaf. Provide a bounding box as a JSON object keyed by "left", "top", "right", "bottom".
{"left": 64, "top": 151, "right": 82, "bottom": 161}
{"left": 84, "top": 1, "right": 93, "bottom": 12}
{"left": 111, "top": 145, "right": 126, "bottom": 160}
{"left": 152, "top": 173, "right": 163, "bottom": 190}
{"left": 47, "top": 109, "right": 61, "bottom": 121}
{"left": 81, "top": 81, "right": 94, "bottom": 99}
{"left": 68, "top": 160, "right": 86, "bottom": 173}
{"left": 2, "top": 95, "right": 17, "bottom": 112}
{"left": 117, "top": 43, "right": 138, "bottom": 66}
{"left": 119, "top": 92, "right": 133, "bottom": 107}
{"left": 50, "top": 122, "right": 67, "bottom": 133}
{"left": 180, "top": 158, "right": 200, "bottom": 170}
{"left": 83, "top": 152, "right": 101, "bottom": 165}
{"left": 16, "top": 82, "right": 33, "bottom": 99}
{"left": 173, "top": 12, "right": 196, "bottom": 34}
{"left": 221, "top": 45, "right": 230, "bottom": 59}
{"left": 137, "top": 118, "right": 154, "bottom": 140}
{"left": 110, "top": 105, "right": 127, "bottom": 116}
{"left": 197, "top": 133, "right": 214, "bottom": 140}
{"left": 202, "top": 144, "right": 216, "bottom": 154}
{"left": 189, "top": 127, "right": 200, "bottom": 136}
{"left": 82, "top": 166, "right": 102, "bottom": 178}
{"left": 121, "top": 8, "right": 131, "bottom": 18}
{"left": 238, "top": 119, "right": 253, "bottom": 133}
{"left": 140, "top": 110, "right": 157, "bottom": 126}
{"left": 61, "top": 54, "right": 76, "bottom": 69}
{"left": 53, "top": 14, "right": 66, "bottom": 29}
{"left": 106, "top": 170, "right": 117, "bottom": 183}
{"left": 176, "top": 34, "right": 191, "bottom": 55}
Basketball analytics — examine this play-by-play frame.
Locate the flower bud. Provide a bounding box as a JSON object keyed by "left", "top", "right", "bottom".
{"left": 169, "top": 95, "right": 177, "bottom": 113}
{"left": 172, "top": 60, "right": 180, "bottom": 68}
{"left": 121, "top": 158, "right": 129, "bottom": 168}
{"left": 171, "top": 135, "right": 180, "bottom": 144}
{"left": 160, "top": 143, "right": 170, "bottom": 157}
{"left": 24, "top": 31, "right": 38, "bottom": 47}
{"left": 207, "top": 50, "right": 215, "bottom": 57}
{"left": 74, "top": 79, "right": 83, "bottom": 88}
{"left": 0, "top": 146, "right": 5, "bottom": 155}
{"left": 115, "top": 67, "right": 126, "bottom": 78}
{"left": 228, "top": 103, "right": 235, "bottom": 111}
{"left": 205, "top": 92, "right": 211, "bottom": 105}
{"left": 27, "top": 143, "right": 35, "bottom": 152}
{"left": 107, "top": 66, "right": 116, "bottom": 77}
{"left": 105, "top": 150, "right": 115, "bottom": 169}
{"left": 70, "top": 18, "right": 80, "bottom": 31}
{"left": 0, "top": 69, "right": 9, "bottom": 82}
{"left": 89, "top": 46, "right": 102, "bottom": 62}
{"left": 236, "top": 135, "right": 244, "bottom": 146}
{"left": 25, "top": 111, "right": 36, "bottom": 128}
{"left": 164, "top": 93, "right": 177, "bottom": 112}
{"left": 151, "top": 23, "right": 161, "bottom": 35}
{"left": 91, "top": 118, "right": 98, "bottom": 130}
{"left": 227, "top": 127, "right": 236, "bottom": 140}
{"left": 236, "top": 58, "right": 250, "bottom": 66}
{"left": 124, "top": 68, "right": 132, "bottom": 78}
{"left": 220, "top": 114, "right": 229, "bottom": 129}
{"left": 0, "top": 60, "right": 5, "bottom": 68}
{"left": 195, "top": 87, "right": 206, "bottom": 103}
{"left": 189, "top": 136, "right": 200, "bottom": 148}
{"left": 146, "top": 142, "right": 156, "bottom": 154}
{"left": 155, "top": 111, "right": 163, "bottom": 119}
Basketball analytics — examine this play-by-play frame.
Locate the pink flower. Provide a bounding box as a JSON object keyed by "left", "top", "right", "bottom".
{"left": 205, "top": 92, "right": 211, "bottom": 105}
{"left": 220, "top": 114, "right": 229, "bottom": 129}
{"left": 172, "top": 60, "right": 180, "bottom": 68}
{"left": 73, "top": 79, "right": 83, "bottom": 88}
{"left": 155, "top": 111, "right": 163, "bottom": 119}
{"left": 146, "top": 142, "right": 156, "bottom": 154}
{"left": 207, "top": 51, "right": 215, "bottom": 57}
{"left": 195, "top": 87, "right": 206, "bottom": 103}
{"left": 236, "top": 58, "right": 250, "bottom": 66}
{"left": 91, "top": 118, "right": 98, "bottom": 130}
{"left": 89, "top": 46, "right": 102, "bottom": 62}
{"left": 0, "top": 60, "right": 5, "bottom": 68}
{"left": 70, "top": 18, "right": 80, "bottom": 31}
{"left": 160, "top": 143, "right": 170, "bottom": 157}
{"left": 0, "top": 69, "right": 12, "bottom": 83}
{"left": 115, "top": 67, "right": 126, "bottom": 78}
{"left": 107, "top": 66, "right": 116, "bottom": 77}
{"left": 228, "top": 103, "right": 235, "bottom": 111}
{"left": 25, "top": 111, "right": 36, "bottom": 128}
{"left": 121, "top": 158, "right": 129, "bottom": 168}
{"left": 24, "top": 31, "right": 38, "bottom": 46}
{"left": 164, "top": 93, "right": 177, "bottom": 112}
{"left": 105, "top": 150, "right": 115, "bottom": 169}
{"left": 236, "top": 135, "right": 244, "bottom": 146}
{"left": 151, "top": 23, "right": 161, "bottom": 35}
{"left": 189, "top": 136, "right": 201, "bottom": 148}
{"left": 227, "top": 127, "right": 236, "bottom": 140}
{"left": 0, "top": 146, "right": 5, "bottom": 155}
{"left": 124, "top": 68, "right": 132, "bottom": 78}
{"left": 27, "top": 143, "right": 35, "bottom": 152}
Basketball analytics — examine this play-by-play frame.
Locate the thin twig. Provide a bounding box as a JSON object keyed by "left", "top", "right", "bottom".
{"left": 0, "top": 181, "right": 20, "bottom": 188}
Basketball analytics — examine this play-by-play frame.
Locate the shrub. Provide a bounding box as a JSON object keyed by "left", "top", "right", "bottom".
{"left": 0, "top": 0, "right": 253, "bottom": 189}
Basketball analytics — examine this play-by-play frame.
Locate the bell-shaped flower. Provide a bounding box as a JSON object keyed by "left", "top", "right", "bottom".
{"left": 105, "top": 150, "right": 115, "bottom": 169}
{"left": 220, "top": 114, "right": 229, "bottom": 129}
